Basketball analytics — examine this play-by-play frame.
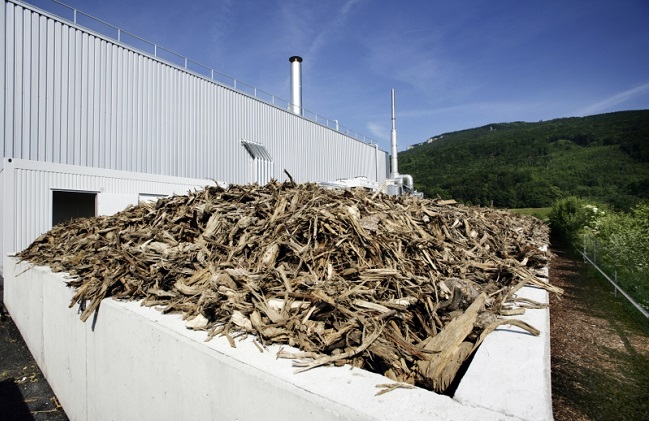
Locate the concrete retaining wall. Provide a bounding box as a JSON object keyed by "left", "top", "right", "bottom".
{"left": 4, "top": 256, "right": 552, "bottom": 420}
{"left": 454, "top": 267, "right": 552, "bottom": 419}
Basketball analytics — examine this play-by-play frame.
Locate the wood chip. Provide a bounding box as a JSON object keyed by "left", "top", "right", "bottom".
{"left": 18, "top": 181, "right": 561, "bottom": 393}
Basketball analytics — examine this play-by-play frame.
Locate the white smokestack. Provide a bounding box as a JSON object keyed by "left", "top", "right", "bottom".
{"left": 389, "top": 89, "right": 414, "bottom": 193}
{"left": 289, "top": 56, "right": 303, "bottom": 115}
{"left": 390, "top": 88, "right": 398, "bottom": 177}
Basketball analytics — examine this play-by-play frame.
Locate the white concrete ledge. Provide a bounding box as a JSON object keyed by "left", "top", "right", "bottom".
{"left": 4, "top": 256, "right": 551, "bottom": 421}
{"left": 455, "top": 267, "right": 552, "bottom": 420}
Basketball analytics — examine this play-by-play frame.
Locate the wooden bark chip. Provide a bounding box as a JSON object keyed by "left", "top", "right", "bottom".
{"left": 18, "top": 181, "right": 560, "bottom": 393}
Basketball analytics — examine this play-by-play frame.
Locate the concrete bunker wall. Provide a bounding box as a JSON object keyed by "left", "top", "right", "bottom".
{"left": 4, "top": 256, "right": 552, "bottom": 421}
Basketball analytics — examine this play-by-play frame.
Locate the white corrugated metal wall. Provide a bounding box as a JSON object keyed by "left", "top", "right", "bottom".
{"left": 1, "top": 158, "right": 219, "bottom": 271}
{"left": 1, "top": 0, "right": 389, "bottom": 185}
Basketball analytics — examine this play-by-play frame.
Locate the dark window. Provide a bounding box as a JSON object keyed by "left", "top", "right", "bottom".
{"left": 52, "top": 190, "right": 96, "bottom": 226}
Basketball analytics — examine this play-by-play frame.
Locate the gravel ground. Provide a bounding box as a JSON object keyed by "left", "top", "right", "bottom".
{"left": 2, "top": 246, "right": 648, "bottom": 420}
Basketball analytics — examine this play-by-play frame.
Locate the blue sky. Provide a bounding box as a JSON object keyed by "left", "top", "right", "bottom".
{"left": 25, "top": 0, "right": 649, "bottom": 152}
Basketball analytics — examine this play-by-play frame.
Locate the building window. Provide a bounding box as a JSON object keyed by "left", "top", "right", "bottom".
{"left": 52, "top": 190, "right": 97, "bottom": 226}
{"left": 241, "top": 139, "right": 273, "bottom": 185}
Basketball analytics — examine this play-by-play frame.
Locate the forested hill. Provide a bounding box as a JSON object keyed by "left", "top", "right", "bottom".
{"left": 398, "top": 110, "right": 649, "bottom": 210}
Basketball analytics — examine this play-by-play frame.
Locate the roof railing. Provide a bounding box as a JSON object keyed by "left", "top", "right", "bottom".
{"left": 18, "top": 0, "right": 377, "bottom": 146}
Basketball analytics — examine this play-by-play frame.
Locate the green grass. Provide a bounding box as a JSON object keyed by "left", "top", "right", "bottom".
{"left": 510, "top": 207, "right": 552, "bottom": 221}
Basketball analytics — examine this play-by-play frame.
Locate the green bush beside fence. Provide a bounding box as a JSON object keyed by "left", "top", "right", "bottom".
{"left": 549, "top": 198, "right": 649, "bottom": 311}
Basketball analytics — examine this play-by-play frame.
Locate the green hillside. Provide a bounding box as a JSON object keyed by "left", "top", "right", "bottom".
{"left": 399, "top": 110, "right": 649, "bottom": 210}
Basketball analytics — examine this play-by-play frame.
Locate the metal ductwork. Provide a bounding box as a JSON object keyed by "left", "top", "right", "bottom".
{"left": 289, "top": 56, "right": 303, "bottom": 115}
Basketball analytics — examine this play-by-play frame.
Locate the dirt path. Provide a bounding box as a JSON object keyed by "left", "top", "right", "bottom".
{"left": 549, "top": 247, "right": 649, "bottom": 420}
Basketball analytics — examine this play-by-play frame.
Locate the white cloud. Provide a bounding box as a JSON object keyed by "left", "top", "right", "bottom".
{"left": 306, "top": 0, "right": 364, "bottom": 60}
{"left": 362, "top": 26, "right": 459, "bottom": 99}
{"left": 576, "top": 82, "right": 649, "bottom": 116}
{"left": 366, "top": 121, "right": 388, "bottom": 139}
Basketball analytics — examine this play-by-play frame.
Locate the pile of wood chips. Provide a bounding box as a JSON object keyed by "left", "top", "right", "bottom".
{"left": 18, "top": 181, "right": 560, "bottom": 393}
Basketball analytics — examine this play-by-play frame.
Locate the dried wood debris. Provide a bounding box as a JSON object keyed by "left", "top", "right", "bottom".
{"left": 18, "top": 181, "right": 560, "bottom": 393}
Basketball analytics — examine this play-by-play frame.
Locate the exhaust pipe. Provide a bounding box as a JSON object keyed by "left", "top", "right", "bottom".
{"left": 390, "top": 88, "right": 399, "bottom": 178}
{"left": 389, "top": 89, "right": 414, "bottom": 192}
{"left": 289, "top": 56, "right": 303, "bottom": 115}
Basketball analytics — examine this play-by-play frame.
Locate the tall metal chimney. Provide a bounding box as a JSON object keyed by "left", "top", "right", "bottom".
{"left": 289, "top": 56, "right": 303, "bottom": 115}
{"left": 389, "top": 89, "right": 414, "bottom": 193}
{"left": 390, "top": 88, "right": 399, "bottom": 177}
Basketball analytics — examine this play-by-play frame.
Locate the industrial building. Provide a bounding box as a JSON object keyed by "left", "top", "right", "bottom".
{"left": 1, "top": 0, "right": 389, "bottom": 273}
{"left": 1, "top": 5, "right": 556, "bottom": 420}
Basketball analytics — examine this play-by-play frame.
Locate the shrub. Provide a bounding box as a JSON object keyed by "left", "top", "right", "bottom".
{"left": 548, "top": 197, "right": 604, "bottom": 242}
{"left": 579, "top": 203, "right": 649, "bottom": 310}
